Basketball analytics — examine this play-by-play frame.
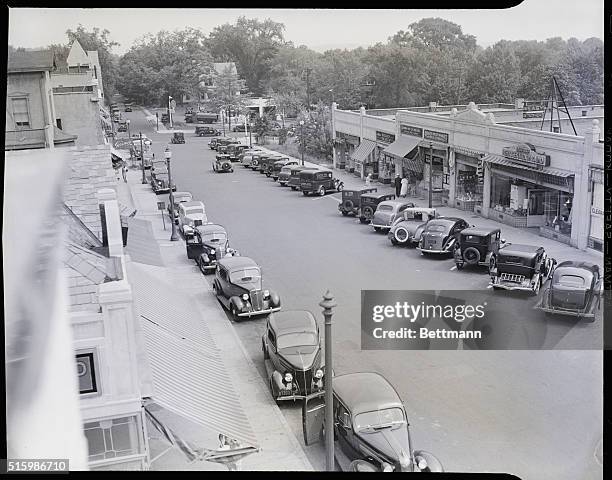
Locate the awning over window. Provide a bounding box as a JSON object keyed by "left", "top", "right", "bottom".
{"left": 350, "top": 139, "right": 376, "bottom": 162}
{"left": 383, "top": 136, "right": 421, "bottom": 158}
{"left": 482, "top": 154, "right": 574, "bottom": 177}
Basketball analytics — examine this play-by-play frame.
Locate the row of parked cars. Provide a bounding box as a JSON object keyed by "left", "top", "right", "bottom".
{"left": 336, "top": 187, "right": 603, "bottom": 321}
{"left": 165, "top": 149, "right": 445, "bottom": 471}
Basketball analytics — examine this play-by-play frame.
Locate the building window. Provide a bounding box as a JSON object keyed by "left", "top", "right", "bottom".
{"left": 93, "top": 65, "right": 98, "bottom": 79}
{"left": 56, "top": 119, "right": 63, "bottom": 130}
{"left": 12, "top": 98, "right": 30, "bottom": 128}
{"left": 84, "top": 416, "right": 141, "bottom": 462}
{"left": 76, "top": 352, "right": 98, "bottom": 394}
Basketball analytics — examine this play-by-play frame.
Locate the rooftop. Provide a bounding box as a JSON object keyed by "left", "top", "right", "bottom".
{"left": 8, "top": 49, "right": 56, "bottom": 73}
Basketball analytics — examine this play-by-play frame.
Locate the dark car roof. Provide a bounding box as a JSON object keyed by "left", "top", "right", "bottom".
{"left": 274, "top": 159, "right": 293, "bottom": 165}
{"left": 301, "top": 169, "right": 330, "bottom": 176}
{"left": 460, "top": 227, "right": 501, "bottom": 237}
{"left": 499, "top": 244, "right": 543, "bottom": 257}
{"left": 289, "top": 165, "right": 316, "bottom": 172}
{"left": 554, "top": 261, "right": 600, "bottom": 276}
{"left": 426, "top": 217, "right": 464, "bottom": 227}
{"left": 269, "top": 310, "right": 317, "bottom": 336}
{"left": 334, "top": 372, "right": 403, "bottom": 415}
{"left": 361, "top": 193, "right": 395, "bottom": 200}
{"left": 196, "top": 223, "right": 226, "bottom": 235}
{"left": 218, "top": 256, "right": 258, "bottom": 271}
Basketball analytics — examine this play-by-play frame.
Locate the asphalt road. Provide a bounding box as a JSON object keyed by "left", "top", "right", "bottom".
{"left": 122, "top": 110, "right": 603, "bottom": 478}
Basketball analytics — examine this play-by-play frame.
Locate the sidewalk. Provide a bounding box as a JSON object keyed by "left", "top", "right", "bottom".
{"left": 116, "top": 171, "right": 314, "bottom": 471}
{"left": 255, "top": 146, "right": 603, "bottom": 266}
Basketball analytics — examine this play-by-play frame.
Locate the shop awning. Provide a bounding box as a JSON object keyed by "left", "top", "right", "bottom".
{"left": 482, "top": 154, "right": 574, "bottom": 177}
{"left": 350, "top": 139, "right": 376, "bottom": 162}
{"left": 383, "top": 136, "right": 420, "bottom": 158}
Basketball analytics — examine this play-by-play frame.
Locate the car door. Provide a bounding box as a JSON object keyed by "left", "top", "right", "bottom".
{"left": 186, "top": 230, "right": 204, "bottom": 260}
{"left": 335, "top": 399, "right": 359, "bottom": 459}
{"left": 266, "top": 326, "right": 278, "bottom": 367}
{"left": 216, "top": 266, "right": 229, "bottom": 297}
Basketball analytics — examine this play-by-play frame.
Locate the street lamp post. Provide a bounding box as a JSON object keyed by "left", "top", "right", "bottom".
{"left": 428, "top": 142, "right": 433, "bottom": 208}
{"left": 299, "top": 120, "right": 305, "bottom": 166}
{"left": 165, "top": 147, "right": 179, "bottom": 241}
{"left": 319, "top": 290, "right": 337, "bottom": 472}
{"left": 168, "top": 96, "right": 174, "bottom": 129}
{"left": 140, "top": 132, "right": 147, "bottom": 185}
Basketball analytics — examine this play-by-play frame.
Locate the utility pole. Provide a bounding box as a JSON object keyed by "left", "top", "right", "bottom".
{"left": 428, "top": 143, "right": 433, "bottom": 208}
{"left": 319, "top": 290, "right": 336, "bottom": 472}
{"left": 140, "top": 132, "right": 146, "bottom": 185}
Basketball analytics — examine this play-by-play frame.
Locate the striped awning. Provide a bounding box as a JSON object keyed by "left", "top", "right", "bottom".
{"left": 453, "top": 145, "right": 485, "bottom": 158}
{"left": 383, "top": 136, "right": 420, "bottom": 158}
{"left": 350, "top": 139, "right": 376, "bottom": 162}
{"left": 483, "top": 154, "right": 574, "bottom": 177}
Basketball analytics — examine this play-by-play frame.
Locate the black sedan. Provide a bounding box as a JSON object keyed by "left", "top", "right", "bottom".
{"left": 417, "top": 217, "right": 470, "bottom": 255}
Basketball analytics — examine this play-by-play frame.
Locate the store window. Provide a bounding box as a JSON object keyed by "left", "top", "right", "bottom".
{"left": 455, "top": 164, "right": 483, "bottom": 206}
{"left": 12, "top": 98, "right": 30, "bottom": 128}
{"left": 542, "top": 191, "right": 573, "bottom": 236}
{"left": 76, "top": 352, "right": 98, "bottom": 395}
{"left": 84, "top": 416, "right": 141, "bottom": 462}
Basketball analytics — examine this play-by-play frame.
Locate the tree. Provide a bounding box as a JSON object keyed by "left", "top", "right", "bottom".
{"left": 203, "top": 64, "right": 250, "bottom": 131}
{"left": 466, "top": 41, "right": 521, "bottom": 103}
{"left": 207, "top": 17, "right": 285, "bottom": 95}
{"left": 66, "top": 25, "right": 120, "bottom": 98}
{"left": 117, "top": 28, "right": 211, "bottom": 106}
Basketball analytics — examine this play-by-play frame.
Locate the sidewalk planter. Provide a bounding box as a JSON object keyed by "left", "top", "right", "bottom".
{"left": 489, "top": 209, "right": 528, "bottom": 228}
{"left": 455, "top": 198, "right": 476, "bottom": 212}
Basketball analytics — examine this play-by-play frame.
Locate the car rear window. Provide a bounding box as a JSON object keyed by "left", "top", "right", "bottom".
{"left": 354, "top": 408, "right": 406, "bottom": 433}
{"left": 229, "top": 268, "right": 261, "bottom": 285}
{"left": 557, "top": 275, "right": 586, "bottom": 287}
{"left": 185, "top": 208, "right": 204, "bottom": 215}
{"left": 464, "top": 235, "right": 483, "bottom": 244}
{"left": 426, "top": 224, "right": 446, "bottom": 232}
{"left": 378, "top": 205, "right": 393, "bottom": 212}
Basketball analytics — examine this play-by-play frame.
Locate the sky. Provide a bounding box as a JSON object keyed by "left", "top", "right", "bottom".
{"left": 8, "top": 2, "right": 604, "bottom": 55}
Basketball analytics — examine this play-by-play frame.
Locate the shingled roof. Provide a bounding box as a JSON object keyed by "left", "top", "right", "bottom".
{"left": 8, "top": 49, "right": 56, "bottom": 73}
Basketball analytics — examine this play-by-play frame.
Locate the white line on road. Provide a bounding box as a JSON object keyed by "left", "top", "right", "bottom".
{"left": 450, "top": 265, "right": 457, "bottom": 271}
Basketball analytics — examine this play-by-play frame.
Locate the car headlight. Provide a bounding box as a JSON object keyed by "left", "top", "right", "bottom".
{"left": 284, "top": 372, "right": 293, "bottom": 383}
{"left": 314, "top": 369, "right": 324, "bottom": 379}
{"left": 210, "top": 249, "right": 216, "bottom": 255}
{"left": 263, "top": 289, "right": 270, "bottom": 298}
{"left": 242, "top": 293, "right": 249, "bottom": 301}
{"left": 417, "top": 458, "right": 428, "bottom": 470}
{"left": 382, "top": 463, "right": 394, "bottom": 472}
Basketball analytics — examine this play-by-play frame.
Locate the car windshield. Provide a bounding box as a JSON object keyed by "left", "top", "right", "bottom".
{"left": 499, "top": 254, "right": 533, "bottom": 266}
{"left": 277, "top": 332, "right": 318, "bottom": 352}
{"left": 229, "top": 267, "right": 261, "bottom": 285}
{"left": 402, "top": 211, "right": 429, "bottom": 221}
{"left": 354, "top": 408, "right": 406, "bottom": 433}
{"left": 558, "top": 274, "right": 586, "bottom": 287}
{"left": 281, "top": 167, "right": 292, "bottom": 173}
{"left": 185, "top": 208, "right": 204, "bottom": 215}
{"left": 202, "top": 232, "right": 227, "bottom": 243}
{"left": 463, "top": 235, "right": 484, "bottom": 244}
{"left": 378, "top": 205, "right": 394, "bottom": 212}
{"left": 426, "top": 224, "right": 447, "bottom": 232}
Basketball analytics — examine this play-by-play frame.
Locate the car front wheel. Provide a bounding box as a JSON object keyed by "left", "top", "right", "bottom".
{"left": 230, "top": 304, "right": 240, "bottom": 321}
{"left": 318, "top": 186, "right": 326, "bottom": 196}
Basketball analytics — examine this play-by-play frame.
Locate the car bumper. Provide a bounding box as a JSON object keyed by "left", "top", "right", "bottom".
{"left": 417, "top": 245, "right": 451, "bottom": 253}
{"left": 371, "top": 223, "right": 392, "bottom": 229}
{"left": 237, "top": 306, "right": 281, "bottom": 317}
{"left": 490, "top": 278, "right": 534, "bottom": 291}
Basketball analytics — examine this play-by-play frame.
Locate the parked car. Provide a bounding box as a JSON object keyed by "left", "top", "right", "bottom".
{"left": 196, "top": 126, "right": 221, "bottom": 137}
{"left": 240, "top": 149, "right": 263, "bottom": 167}
{"left": 417, "top": 217, "right": 470, "bottom": 254}
{"left": 262, "top": 310, "right": 325, "bottom": 401}
{"left": 125, "top": 105, "right": 132, "bottom": 112}
{"left": 178, "top": 201, "right": 208, "bottom": 235}
{"left": 388, "top": 207, "right": 438, "bottom": 247}
{"left": 370, "top": 200, "right": 416, "bottom": 232}
{"left": 117, "top": 123, "right": 127, "bottom": 132}
{"left": 227, "top": 144, "right": 251, "bottom": 161}
{"left": 213, "top": 154, "right": 234, "bottom": 173}
{"left": 208, "top": 137, "right": 228, "bottom": 150}
{"left": 249, "top": 153, "right": 270, "bottom": 171}
{"left": 358, "top": 193, "right": 396, "bottom": 224}
{"left": 171, "top": 132, "right": 185, "bottom": 144}
{"left": 288, "top": 166, "right": 317, "bottom": 190}
{"left": 453, "top": 227, "right": 503, "bottom": 270}
{"left": 212, "top": 257, "right": 281, "bottom": 320}
{"left": 258, "top": 155, "right": 280, "bottom": 174}
{"left": 338, "top": 188, "right": 378, "bottom": 217}
{"left": 232, "top": 124, "right": 247, "bottom": 132}
{"left": 302, "top": 372, "right": 444, "bottom": 472}
{"left": 271, "top": 158, "right": 298, "bottom": 181}
{"left": 196, "top": 112, "right": 218, "bottom": 124}
{"left": 131, "top": 134, "right": 152, "bottom": 146}
{"left": 185, "top": 223, "right": 236, "bottom": 274}
{"left": 299, "top": 169, "right": 344, "bottom": 196}
{"left": 535, "top": 261, "right": 603, "bottom": 321}
{"left": 150, "top": 171, "right": 176, "bottom": 195}
{"left": 161, "top": 113, "right": 170, "bottom": 123}
{"left": 167, "top": 191, "right": 193, "bottom": 224}
{"left": 216, "top": 138, "right": 241, "bottom": 153}
{"left": 489, "top": 244, "right": 556, "bottom": 294}
{"left": 185, "top": 112, "right": 194, "bottom": 123}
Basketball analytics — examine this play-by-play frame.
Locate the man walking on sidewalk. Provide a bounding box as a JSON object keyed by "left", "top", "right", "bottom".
{"left": 394, "top": 174, "right": 401, "bottom": 197}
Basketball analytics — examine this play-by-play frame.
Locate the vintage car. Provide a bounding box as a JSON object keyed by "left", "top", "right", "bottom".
{"left": 270, "top": 158, "right": 298, "bottom": 181}
{"left": 178, "top": 201, "right": 208, "bottom": 234}
{"left": 288, "top": 166, "right": 317, "bottom": 190}
{"left": 388, "top": 207, "right": 438, "bottom": 246}
{"left": 170, "top": 132, "right": 185, "bottom": 144}
{"left": 150, "top": 163, "right": 176, "bottom": 194}
{"left": 232, "top": 124, "right": 247, "bottom": 132}
{"left": 370, "top": 200, "right": 416, "bottom": 232}
{"left": 213, "top": 154, "right": 234, "bottom": 173}
{"left": 131, "top": 134, "right": 152, "bottom": 146}
{"left": 258, "top": 155, "right": 281, "bottom": 174}
{"left": 453, "top": 227, "right": 503, "bottom": 270}
{"left": 124, "top": 105, "right": 132, "bottom": 112}
{"left": 196, "top": 112, "right": 218, "bottom": 124}
{"left": 184, "top": 112, "right": 194, "bottom": 123}
{"left": 117, "top": 123, "right": 128, "bottom": 133}
{"left": 300, "top": 169, "right": 344, "bottom": 196}
{"left": 489, "top": 243, "right": 556, "bottom": 294}
{"left": 184, "top": 223, "right": 236, "bottom": 274}
{"left": 195, "top": 126, "right": 221, "bottom": 137}
{"left": 262, "top": 156, "right": 287, "bottom": 177}
{"left": 535, "top": 261, "right": 603, "bottom": 321}
{"left": 217, "top": 139, "right": 242, "bottom": 155}
{"left": 227, "top": 144, "right": 252, "bottom": 161}
{"left": 212, "top": 257, "right": 281, "bottom": 320}
{"left": 302, "top": 372, "right": 444, "bottom": 472}
{"left": 417, "top": 217, "right": 470, "bottom": 254}
{"left": 358, "top": 193, "right": 396, "bottom": 224}
{"left": 249, "top": 152, "right": 271, "bottom": 171}
{"left": 238, "top": 148, "right": 261, "bottom": 166}
{"left": 167, "top": 191, "right": 193, "bottom": 224}
{"left": 278, "top": 164, "right": 297, "bottom": 186}
{"left": 338, "top": 188, "right": 377, "bottom": 217}
{"left": 208, "top": 137, "right": 227, "bottom": 150}
{"left": 262, "top": 310, "right": 325, "bottom": 401}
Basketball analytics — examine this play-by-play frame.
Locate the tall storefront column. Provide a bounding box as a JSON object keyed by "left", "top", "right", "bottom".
{"left": 481, "top": 162, "right": 492, "bottom": 218}
{"left": 447, "top": 149, "right": 456, "bottom": 205}
{"left": 331, "top": 102, "right": 338, "bottom": 168}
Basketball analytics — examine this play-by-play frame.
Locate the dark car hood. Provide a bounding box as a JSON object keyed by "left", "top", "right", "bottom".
{"left": 279, "top": 348, "right": 320, "bottom": 371}
{"left": 356, "top": 426, "right": 411, "bottom": 465}
{"left": 234, "top": 282, "right": 262, "bottom": 294}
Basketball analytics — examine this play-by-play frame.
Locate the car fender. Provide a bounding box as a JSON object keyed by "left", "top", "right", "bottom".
{"left": 271, "top": 370, "right": 285, "bottom": 395}
{"left": 268, "top": 290, "right": 281, "bottom": 307}
{"left": 444, "top": 237, "right": 456, "bottom": 251}
{"left": 230, "top": 296, "right": 245, "bottom": 310}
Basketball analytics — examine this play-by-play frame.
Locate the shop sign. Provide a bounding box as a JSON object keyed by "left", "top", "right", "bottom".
{"left": 591, "top": 206, "right": 603, "bottom": 216}
{"left": 376, "top": 131, "right": 395, "bottom": 144}
{"left": 336, "top": 131, "right": 360, "bottom": 144}
{"left": 424, "top": 129, "right": 449, "bottom": 144}
{"left": 501, "top": 143, "right": 550, "bottom": 169}
{"left": 400, "top": 124, "right": 423, "bottom": 138}
{"left": 523, "top": 111, "right": 544, "bottom": 119}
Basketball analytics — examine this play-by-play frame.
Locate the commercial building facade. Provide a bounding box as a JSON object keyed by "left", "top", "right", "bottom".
{"left": 331, "top": 102, "right": 604, "bottom": 254}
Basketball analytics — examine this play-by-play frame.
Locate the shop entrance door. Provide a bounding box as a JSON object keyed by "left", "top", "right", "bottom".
{"left": 527, "top": 189, "right": 547, "bottom": 227}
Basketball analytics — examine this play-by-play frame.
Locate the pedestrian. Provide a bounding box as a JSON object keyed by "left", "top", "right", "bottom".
{"left": 365, "top": 173, "right": 372, "bottom": 187}
{"left": 122, "top": 162, "right": 128, "bottom": 183}
{"left": 400, "top": 176, "right": 409, "bottom": 198}
{"left": 394, "top": 174, "right": 401, "bottom": 197}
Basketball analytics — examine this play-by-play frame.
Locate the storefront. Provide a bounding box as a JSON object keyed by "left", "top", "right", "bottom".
{"left": 375, "top": 131, "right": 396, "bottom": 184}
{"left": 588, "top": 167, "right": 604, "bottom": 252}
{"left": 452, "top": 146, "right": 485, "bottom": 212}
{"left": 334, "top": 132, "right": 360, "bottom": 170}
{"left": 350, "top": 139, "right": 377, "bottom": 179}
{"left": 483, "top": 144, "right": 575, "bottom": 244}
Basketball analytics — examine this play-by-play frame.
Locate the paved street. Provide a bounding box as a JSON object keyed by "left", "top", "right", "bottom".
{"left": 122, "top": 108, "right": 603, "bottom": 478}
